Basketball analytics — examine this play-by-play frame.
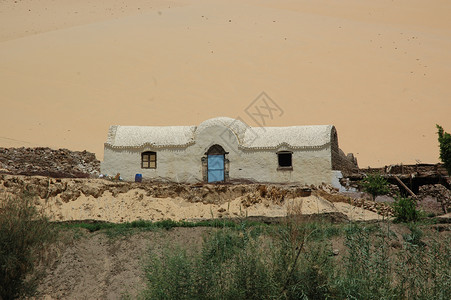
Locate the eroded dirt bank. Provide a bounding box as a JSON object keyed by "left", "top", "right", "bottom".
{"left": 1, "top": 174, "right": 392, "bottom": 222}
{"left": 35, "top": 227, "right": 208, "bottom": 300}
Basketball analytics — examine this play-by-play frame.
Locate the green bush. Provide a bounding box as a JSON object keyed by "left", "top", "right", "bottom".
{"left": 0, "top": 193, "right": 57, "bottom": 300}
{"left": 392, "top": 196, "right": 420, "bottom": 223}
{"left": 437, "top": 124, "right": 451, "bottom": 175}
{"left": 360, "top": 174, "right": 390, "bottom": 200}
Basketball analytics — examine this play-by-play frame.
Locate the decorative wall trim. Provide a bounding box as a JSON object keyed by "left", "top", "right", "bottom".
{"left": 104, "top": 141, "right": 331, "bottom": 151}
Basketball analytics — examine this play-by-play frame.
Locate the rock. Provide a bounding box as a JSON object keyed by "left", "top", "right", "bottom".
{"left": 375, "top": 195, "right": 396, "bottom": 203}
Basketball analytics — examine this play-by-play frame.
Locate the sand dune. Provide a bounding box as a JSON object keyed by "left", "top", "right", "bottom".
{"left": 1, "top": 0, "right": 450, "bottom": 167}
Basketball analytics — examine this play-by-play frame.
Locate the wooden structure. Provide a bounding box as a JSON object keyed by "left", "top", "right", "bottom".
{"left": 347, "top": 164, "right": 450, "bottom": 197}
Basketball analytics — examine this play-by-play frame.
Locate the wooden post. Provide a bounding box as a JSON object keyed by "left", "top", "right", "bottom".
{"left": 393, "top": 175, "right": 416, "bottom": 198}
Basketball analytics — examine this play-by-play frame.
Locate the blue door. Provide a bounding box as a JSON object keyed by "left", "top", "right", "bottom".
{"left": 208, "top": 155, "right": 224, "bottom": 183}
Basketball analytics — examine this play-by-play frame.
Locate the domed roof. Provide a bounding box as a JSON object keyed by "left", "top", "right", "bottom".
{"left": 196, "top": 117, "right": 249, "bottom": 142}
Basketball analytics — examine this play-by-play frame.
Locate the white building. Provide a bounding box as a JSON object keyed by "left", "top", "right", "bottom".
{"left": 101, "top": 117, "right": 357, "bottom": 185}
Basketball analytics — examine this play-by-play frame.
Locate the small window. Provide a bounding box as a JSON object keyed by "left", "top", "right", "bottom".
{"left": 278, "top": 152, "right": 292, "bottom": 169}
{"left": 141, "top": 151, "right": 156, "bottom": 169}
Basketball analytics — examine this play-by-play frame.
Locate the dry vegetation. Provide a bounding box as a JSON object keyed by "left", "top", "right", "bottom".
{"left": 1, "top": 148, "right": 450, "bottom": 298}
{"left": 1, "top": 189, "right": 450, "bottom": 299}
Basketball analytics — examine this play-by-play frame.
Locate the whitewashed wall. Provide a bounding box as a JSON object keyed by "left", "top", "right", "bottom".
{"left": 101, "top": 123, "right": 333, "bottom": 185}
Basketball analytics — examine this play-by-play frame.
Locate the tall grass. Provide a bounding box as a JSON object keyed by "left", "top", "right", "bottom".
{"left": 0, "top": 192, "right": 57, "bottom": 300}
{"left": 394, "top": 228, "right": 451, "bottom": 299}
{"left": 141, "top": 222, "right": 335, "bottom": 299}
{"left": 335, "top": 223, "right": 393, "bottom": 299}
{"left": 140, "top": 221, "right": 451, "bottom": 300}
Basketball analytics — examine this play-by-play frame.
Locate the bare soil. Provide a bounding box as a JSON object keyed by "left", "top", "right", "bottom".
{"left": 36, "top": 227, "right": 209, "bottom": 300}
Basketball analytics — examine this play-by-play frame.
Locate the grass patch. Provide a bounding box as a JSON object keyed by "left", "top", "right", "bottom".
{"left": 56, "top": 218, "right": 255, "bottom": 238}
{"left": 139, "top": 221, "right": 451, "bottom": 300}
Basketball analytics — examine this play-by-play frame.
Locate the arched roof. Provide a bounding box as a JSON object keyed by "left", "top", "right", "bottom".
{"left": 196, "top": 117, "right": 249, "bottom": 142}
{"left": 105, "top": 125, "right": 196, "bottom": 149}
{"left": 242, "top": 125, "right": 334, "bottom": 149}
{"left": 104, "top": 117, "right": 335, "bottom": 150}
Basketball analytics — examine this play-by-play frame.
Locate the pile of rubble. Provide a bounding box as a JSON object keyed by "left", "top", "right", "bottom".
{"left": 0, "top": 147, "right": 100, "bottom": 178}
{"left": 241, "top": 184, "right": 312, "bottom": 208}
{"left": 349, "top": 198, "right": 394, "bottom": 217}
{"left": 314, "top": 189, "right": 394, "bottom": 217}
{"left": 418, "top": 184, "right": 451, "bottom": 214}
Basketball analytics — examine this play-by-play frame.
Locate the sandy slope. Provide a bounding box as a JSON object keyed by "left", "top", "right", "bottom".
{"left": 0, "top": 174, "right": 383, "bottom": 222}
{"left": 1, "top": 0, "right": 450, "bottom": 167}
{"left": 37, "top": 191, "right": 382, "bottom": 223}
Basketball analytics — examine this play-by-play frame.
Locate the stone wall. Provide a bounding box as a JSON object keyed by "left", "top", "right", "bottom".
{"left": 0, "top": 147, "right": 100, "bottom": 178}
{"left": 418, "top": 184, "right": 451, "bottom": 214}
{"left": 330, "top": 127, "right": 358, "bottom": 175}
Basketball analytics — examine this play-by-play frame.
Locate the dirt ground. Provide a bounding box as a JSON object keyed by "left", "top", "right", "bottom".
{"left": 36, "top": 227, "right": 210, "bottom": 300}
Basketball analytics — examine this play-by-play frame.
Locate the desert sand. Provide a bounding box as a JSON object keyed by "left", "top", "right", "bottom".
{"left": 1, "top": 0, "right": 450, "bottom": 167}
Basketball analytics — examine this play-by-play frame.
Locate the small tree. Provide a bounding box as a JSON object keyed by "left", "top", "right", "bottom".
{"left": 436, "top": 124, "right": 451, "bottom": 175}
{"left": 360, "top": 174, "right": 390, "bottom": 200}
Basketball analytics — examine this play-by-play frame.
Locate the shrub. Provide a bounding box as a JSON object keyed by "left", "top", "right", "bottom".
{"left": 392, "top": 196, "right": 420, "bottom": 223}
{"left": 436, "top": 124, "right": 451, "bottom": 175}
{"left": 360, "top": 174, "right": 390, "bottom": 200}
{"left": 0, "top": 193, "right": 57, "bottom": 300}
